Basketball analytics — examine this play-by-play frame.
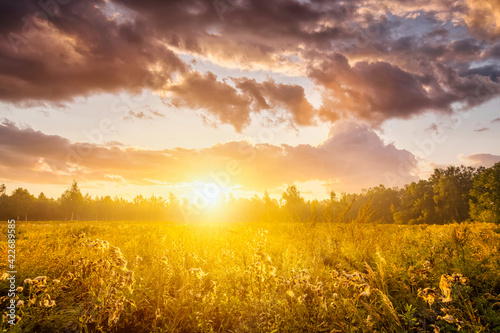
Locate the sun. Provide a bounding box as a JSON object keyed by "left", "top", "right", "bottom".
{"left": 189, "top": 181, "right": 232, "bottom": 208}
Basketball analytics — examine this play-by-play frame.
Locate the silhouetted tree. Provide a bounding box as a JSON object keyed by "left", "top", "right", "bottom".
{"left": 10, "top": 188, "right": 35, "bottom": 221}
{"left": 34, "top": 192, "right": 53, "bottom": 221}
{"left": 263, "top": 191, "right": 280, "bottom": 222}
{"left": 60, "top": 180, "right": 84, "bottom": 221}
{"left": 0, "top": 163, "right": 497, "bottom": 224}
{"left": 282, "top": 185, "right": 305, "bottom": 221}
{"left": 322, "top": 190, "right": 338, "bottom": 223}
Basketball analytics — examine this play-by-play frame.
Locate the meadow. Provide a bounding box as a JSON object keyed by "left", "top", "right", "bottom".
{"left": 1, "top": 220, "right": 500, "bottom": 332}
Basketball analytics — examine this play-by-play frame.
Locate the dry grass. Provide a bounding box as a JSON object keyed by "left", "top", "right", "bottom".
{"left": 1, "top": 221, "right": 500, "bottom": 332}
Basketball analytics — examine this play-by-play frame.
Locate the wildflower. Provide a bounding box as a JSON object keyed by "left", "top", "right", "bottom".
{"left": 109, "top": 246, "right": 128, "bottom": 268}
{"left": 115, "top": 258, "right": 128, "bottom": 269}
{"left": 430, "top": 324, "right": 441, "bottom": 333}
{"left": 256, "top": 250, "right": 272, "bottom": 265}
{"left": 24, "top": 278, "right": 32, "bottom": 285}
{"left": 43, "top": 298, "right": 56, "bottom": 307}
{"left": 451, "top": 273, "right": 467, "bottom": 284}
{"left": 101, "top": 240, "right": 110, "bottom": 250}
{"left": 87, "top": 239, "right": 110, "bottom": 252}
{"left": 0, "top": 273, "right": 9, "bottom": 281}
{"left": 360, "top": 285, "right": 371, "bottom": 298}
{"left": 33, "top": 276, "right": 47, "bottom": 284}
{"left": 439, "top": 275, "right": 452, "bottom": 301}
{"left": 108, "top": 311, "right": 118, "bottom": 326}
{"left": 110, "top": 246, "right": 122, "bottom": 255}
{"left": 16, "top": 300, "right": 24, "bottom": 308}
{"left": 52, "top": 279, "right": 60, "bottom": 284}
{"left": 189, "top": 268, "right": 207, "bottom": 279}
{"left": 366, "top": 315, "right": 374, "bottom": 329}
{"left": 16, "top": 287, "right": 23, "bottom": 292}
{"left": 108, "top": 310, "right": 119, "bottom": 325}
{"left": 438, "top": 314, "right": 455, "bottom": 324}
{"left": 418, "top": 287, "right": 437, "bottom": 307}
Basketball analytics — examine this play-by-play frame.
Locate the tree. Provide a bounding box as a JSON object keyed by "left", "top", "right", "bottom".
{"left": 393, "top": 180, "right": 435, "bottom": 224}
{"left": 34, "top": 192, "right": 51, "bottom": 221}
{"left": 96, "top": 196, "right": 114, "bottom": 221}
{"left": 361, "top": 185, "right": 400, "bottom": 223}
{"left": 10, "top": 188, "right": 35, "bottom": 221}
{"left": 263, "top": 191, "right": 280, "bottom": 222}
{"left": 431, "top": 166, "right": 478, "bottom": 223}
{"left": 310, "top": 199, "right": 320, "bottom": 223}
{"left": 470, "top": 162, "right": 500, "bottom": 223}
{"left": 281, "top": 185, "right": 305, "bottom": 221}
{"left": 168, "top": 192, "right": 179, "bottom": 207}
{"left": 147, "top": 195, "right": 167, "bottom": 220}
{"left": 0, "top": 184, "right": 6, "bottom": 220}
{"left": 167, "top": 192, "right": 181, "bottom": 221}
{"left": 60, "top": 180, "right": 84, "bottom": 221}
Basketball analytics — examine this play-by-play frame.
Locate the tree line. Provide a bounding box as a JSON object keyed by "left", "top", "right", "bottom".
{"left": 0, "top": 162, "right": 499, "bottom": 224}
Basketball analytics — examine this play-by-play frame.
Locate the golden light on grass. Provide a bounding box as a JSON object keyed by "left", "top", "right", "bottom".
{"left": 2, "top": 221, "right": 499, "bottom": 332}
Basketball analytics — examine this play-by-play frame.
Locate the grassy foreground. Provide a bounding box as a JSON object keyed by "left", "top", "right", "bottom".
{"left": 1, "top": 221, "right": 500, "bottom": 332}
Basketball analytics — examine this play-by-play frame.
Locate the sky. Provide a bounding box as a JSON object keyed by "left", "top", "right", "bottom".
{"left": 0, "top": 0, "right": 499, "bottom": 202}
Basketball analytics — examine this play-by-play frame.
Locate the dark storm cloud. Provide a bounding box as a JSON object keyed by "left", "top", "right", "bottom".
{"left": 489, "top": 44, "right": 500, "bottom": 57}
{"left": 308, "top": 53, "right": 500, "bottom": 125}
{"left": 0, "top": 0, "right": 187, "bottom": 104}
{"left": 0, "top": 0, "right": 499, "bottom": 128}
{"left": 465, "top": 65, "right": 500, "bottom": 82}
{"left": 164, "top": 72, "right": 317, "bottom": 131}
{"left": 309, "top": 54, "right": 436, "bottom": 124}
{"left": 450, "top": 38, "right": 483, "bottom": 55}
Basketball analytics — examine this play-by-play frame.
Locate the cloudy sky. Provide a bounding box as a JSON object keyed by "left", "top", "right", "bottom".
{"left": 0, "top": 0, "right": 499, "bottom": 200}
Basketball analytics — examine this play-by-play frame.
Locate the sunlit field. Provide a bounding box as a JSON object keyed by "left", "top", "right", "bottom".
{"left": 1, "top": 220, "right": 500, "bottom": 332}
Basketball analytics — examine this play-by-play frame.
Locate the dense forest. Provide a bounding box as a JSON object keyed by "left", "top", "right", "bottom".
{"left": 1, "top": 162, "right": 499, "bottom": 224}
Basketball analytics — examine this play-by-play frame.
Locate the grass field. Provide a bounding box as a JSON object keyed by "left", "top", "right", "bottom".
{"left": 1, "top": 221, "right": 500, "bottom": 332}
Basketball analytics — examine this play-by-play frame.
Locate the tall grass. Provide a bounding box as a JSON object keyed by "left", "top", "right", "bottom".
{"left": 1, "top": 221, "right": 500, "bottom": 332}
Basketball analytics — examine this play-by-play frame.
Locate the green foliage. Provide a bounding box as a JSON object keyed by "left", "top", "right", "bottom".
{"left": 399, "top": 304, "right": 418, "bottom": 329}
{"left": 393, "top": 166, "right": 481, "bottom": 225}
{"left": 393, "top": 180, "right": 436, "bottom": 224}
{"left": 359, "top": 185, "right": 400, "bottom": 223}
{"left": 432, "top": 166, "right": 478, "bottom": 224}
{"left": 470, "top": 162, "right": 500, "bottom": 224}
